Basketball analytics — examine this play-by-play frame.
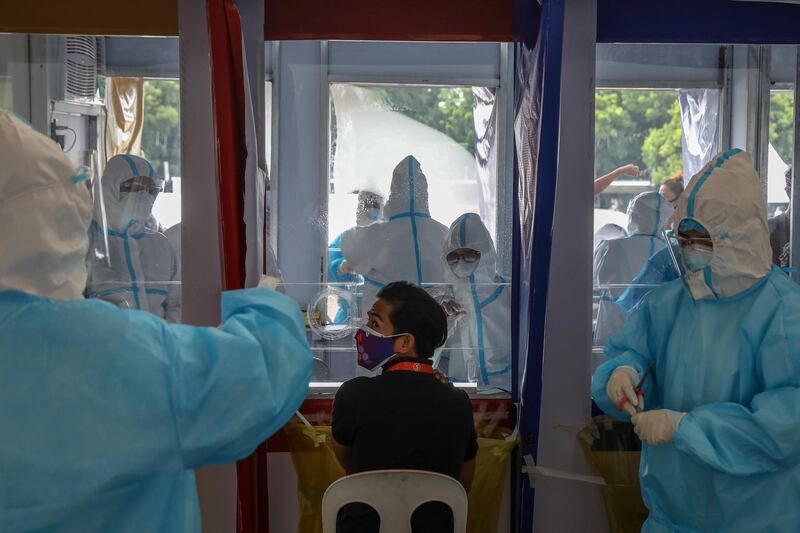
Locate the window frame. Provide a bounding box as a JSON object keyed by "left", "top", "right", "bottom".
{"left": 269, "top": 40, "right": 514, "bottom": 285}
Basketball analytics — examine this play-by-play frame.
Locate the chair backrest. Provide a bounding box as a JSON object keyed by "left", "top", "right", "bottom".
{"left": 321, "top": 469, "right": 468, "bottom": 533}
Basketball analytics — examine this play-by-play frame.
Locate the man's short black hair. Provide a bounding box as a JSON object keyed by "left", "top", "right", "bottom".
{"left": 376, "top": 281, "right": 447, "bottom": 359}
{"left": 786, "top": 166, "right": 793, "bottom": 191}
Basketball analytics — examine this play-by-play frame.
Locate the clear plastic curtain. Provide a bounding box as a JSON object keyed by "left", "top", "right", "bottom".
{"left": 679, "top": 89, "right": 720, "bottom": 181}
{"left": 513, "top": 31, "right": 543, "bottom": 393}
{"left": 473, "top": 87, "right": 499, "bottom": 244}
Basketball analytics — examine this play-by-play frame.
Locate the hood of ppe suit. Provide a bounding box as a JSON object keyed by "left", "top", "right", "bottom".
{"left": 671, "top": 149, "right": 771, "bottom": 300}
{"left": 0, "top": 110, "right": 93, "bottom": 300}
{"left": 444, "top": 213, "right": 498, "bottom": 283}
{"left": 382, "top": 156, "right": 431, "bottom": 219}
{"left": 626, "top": 191, "right": 674, "bottom": 236}
{"left": 96, "top": 154, "right": 162, "bottom": 233}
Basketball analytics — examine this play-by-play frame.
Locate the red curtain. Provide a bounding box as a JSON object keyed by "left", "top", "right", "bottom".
{"left": 207, "top": 0, "right": 257, "bottom": 531}
{"left": 264, "top": 0, "right": 515, "bottom": 42}
{"left": 208, "top": 0, "right": 248, "bottom": 294}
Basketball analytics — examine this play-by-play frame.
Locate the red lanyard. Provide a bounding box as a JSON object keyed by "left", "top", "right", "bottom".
{"left": 385, "top": 361, "right": 436, "bottom": 374}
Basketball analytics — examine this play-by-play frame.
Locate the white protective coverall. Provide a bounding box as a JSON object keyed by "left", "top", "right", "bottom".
{"left": 442, "top": 213, "right": 511, "bottom": 391}
{"left": 593, "top": 191, "right": 673, "bottom": 348}
{"left": 86, "top": 154, "right": 181, "bottom": 321}
{"left": 340, "top": 155, "right": 448, "bottom": 313}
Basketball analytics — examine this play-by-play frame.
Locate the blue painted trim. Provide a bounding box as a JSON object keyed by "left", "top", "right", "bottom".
{"left": 687, "top": 149, "right": 741, "bottom": 218}
{"left": 597, "top": 0, "right": 800, "bottom": 44}
{"left": 520, "top": 0, "right": 565, "bottom": 530}
{"left": 407, "top": 158, "right": 424, "bottom": 285}
{"left": 388, "top": 211, "right": 431, "bottom": 221}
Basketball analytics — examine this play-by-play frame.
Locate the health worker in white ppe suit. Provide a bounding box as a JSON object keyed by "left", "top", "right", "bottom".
{"left": 0, "top": 110, "right": 312, "bottom": 533}
{"left": 593, "top": 191, "right": 673, "bottom": 348}
{"left": 440, "top": 213, "right": 511, "bottom": 391}
{"left": 86, "top": 154, "right": 180, "bottom": 321}
{"left": 592, "top": 149, "right": 800, "bottom": 532}
{"left": 340, "top": 155, "right": 448, "bottom": 313}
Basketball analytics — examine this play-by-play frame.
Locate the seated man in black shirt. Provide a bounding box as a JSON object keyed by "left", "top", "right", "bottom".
{"left": 332, "top": 282, "right": 478, "bottom": 533}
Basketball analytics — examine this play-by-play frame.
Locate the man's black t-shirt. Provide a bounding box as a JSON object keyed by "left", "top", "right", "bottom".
{"left": 332, "top": 357, "right": 478, "bottom": 533}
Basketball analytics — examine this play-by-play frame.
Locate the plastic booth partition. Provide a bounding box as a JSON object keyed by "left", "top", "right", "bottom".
{"left": 193, "top": 0, "right": 603, "bottom": 532}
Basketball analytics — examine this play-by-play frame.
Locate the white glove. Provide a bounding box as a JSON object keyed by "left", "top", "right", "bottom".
{"left": 631, "top": 409, "right": 686, "bottom": 446}
{"left": 258, "top": 275, "right": 282, "bottom": 291}
{"left": 606, "top": 366, "right": 642, "bottom": 416}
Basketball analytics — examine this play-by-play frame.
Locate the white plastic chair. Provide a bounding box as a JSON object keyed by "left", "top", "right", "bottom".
{"left": 321, "top": 469, "right": 468, "bottom": 533}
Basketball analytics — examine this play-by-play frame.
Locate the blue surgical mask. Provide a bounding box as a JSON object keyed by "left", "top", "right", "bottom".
{"left": 354, "top": 326, "right": 406, "bottom": 371}
{"left": 683, "top": 246, "right": 713, "bottom": 272}
{"left": 365, "top": 207, "right": 381, "bottom": 222}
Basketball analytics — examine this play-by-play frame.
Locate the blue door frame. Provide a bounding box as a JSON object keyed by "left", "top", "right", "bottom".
{"left": 515, "top": 1, "right": 800, "bottom": 532}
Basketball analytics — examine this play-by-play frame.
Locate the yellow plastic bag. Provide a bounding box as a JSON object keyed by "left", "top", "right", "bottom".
{"left": 284, "top": 421, "right": 345, "bottom": 533}
{"left": 467, "top": 429, "right": 516, "bottom": 533}
{"left": 285, "top": 420, "right": 516, "bottom": 533}
{"left": 578, "top": 420, "right": 649, "bottom": 533}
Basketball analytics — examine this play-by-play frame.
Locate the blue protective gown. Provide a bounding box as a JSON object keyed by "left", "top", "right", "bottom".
{"left": 328, "top": 232, "right": 359, "bottom": 284}
{"left": 593, "top": 149, "right": 800, "bottom": 532}
{"left": 593, "top": 267, "right": 800, "bottom": 532}
{"left": 0, "top": 288, "right": 312, "bottom": 532}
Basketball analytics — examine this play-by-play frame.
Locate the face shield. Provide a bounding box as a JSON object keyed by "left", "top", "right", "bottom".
{"left": 677, "top": 219, "right": 713, "bottom": 272}
{"left": 85, "top": 154, "right": 174, "bottom": 316}
{"left": 355, "top": 191, "right": 385, "bottom": 226}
